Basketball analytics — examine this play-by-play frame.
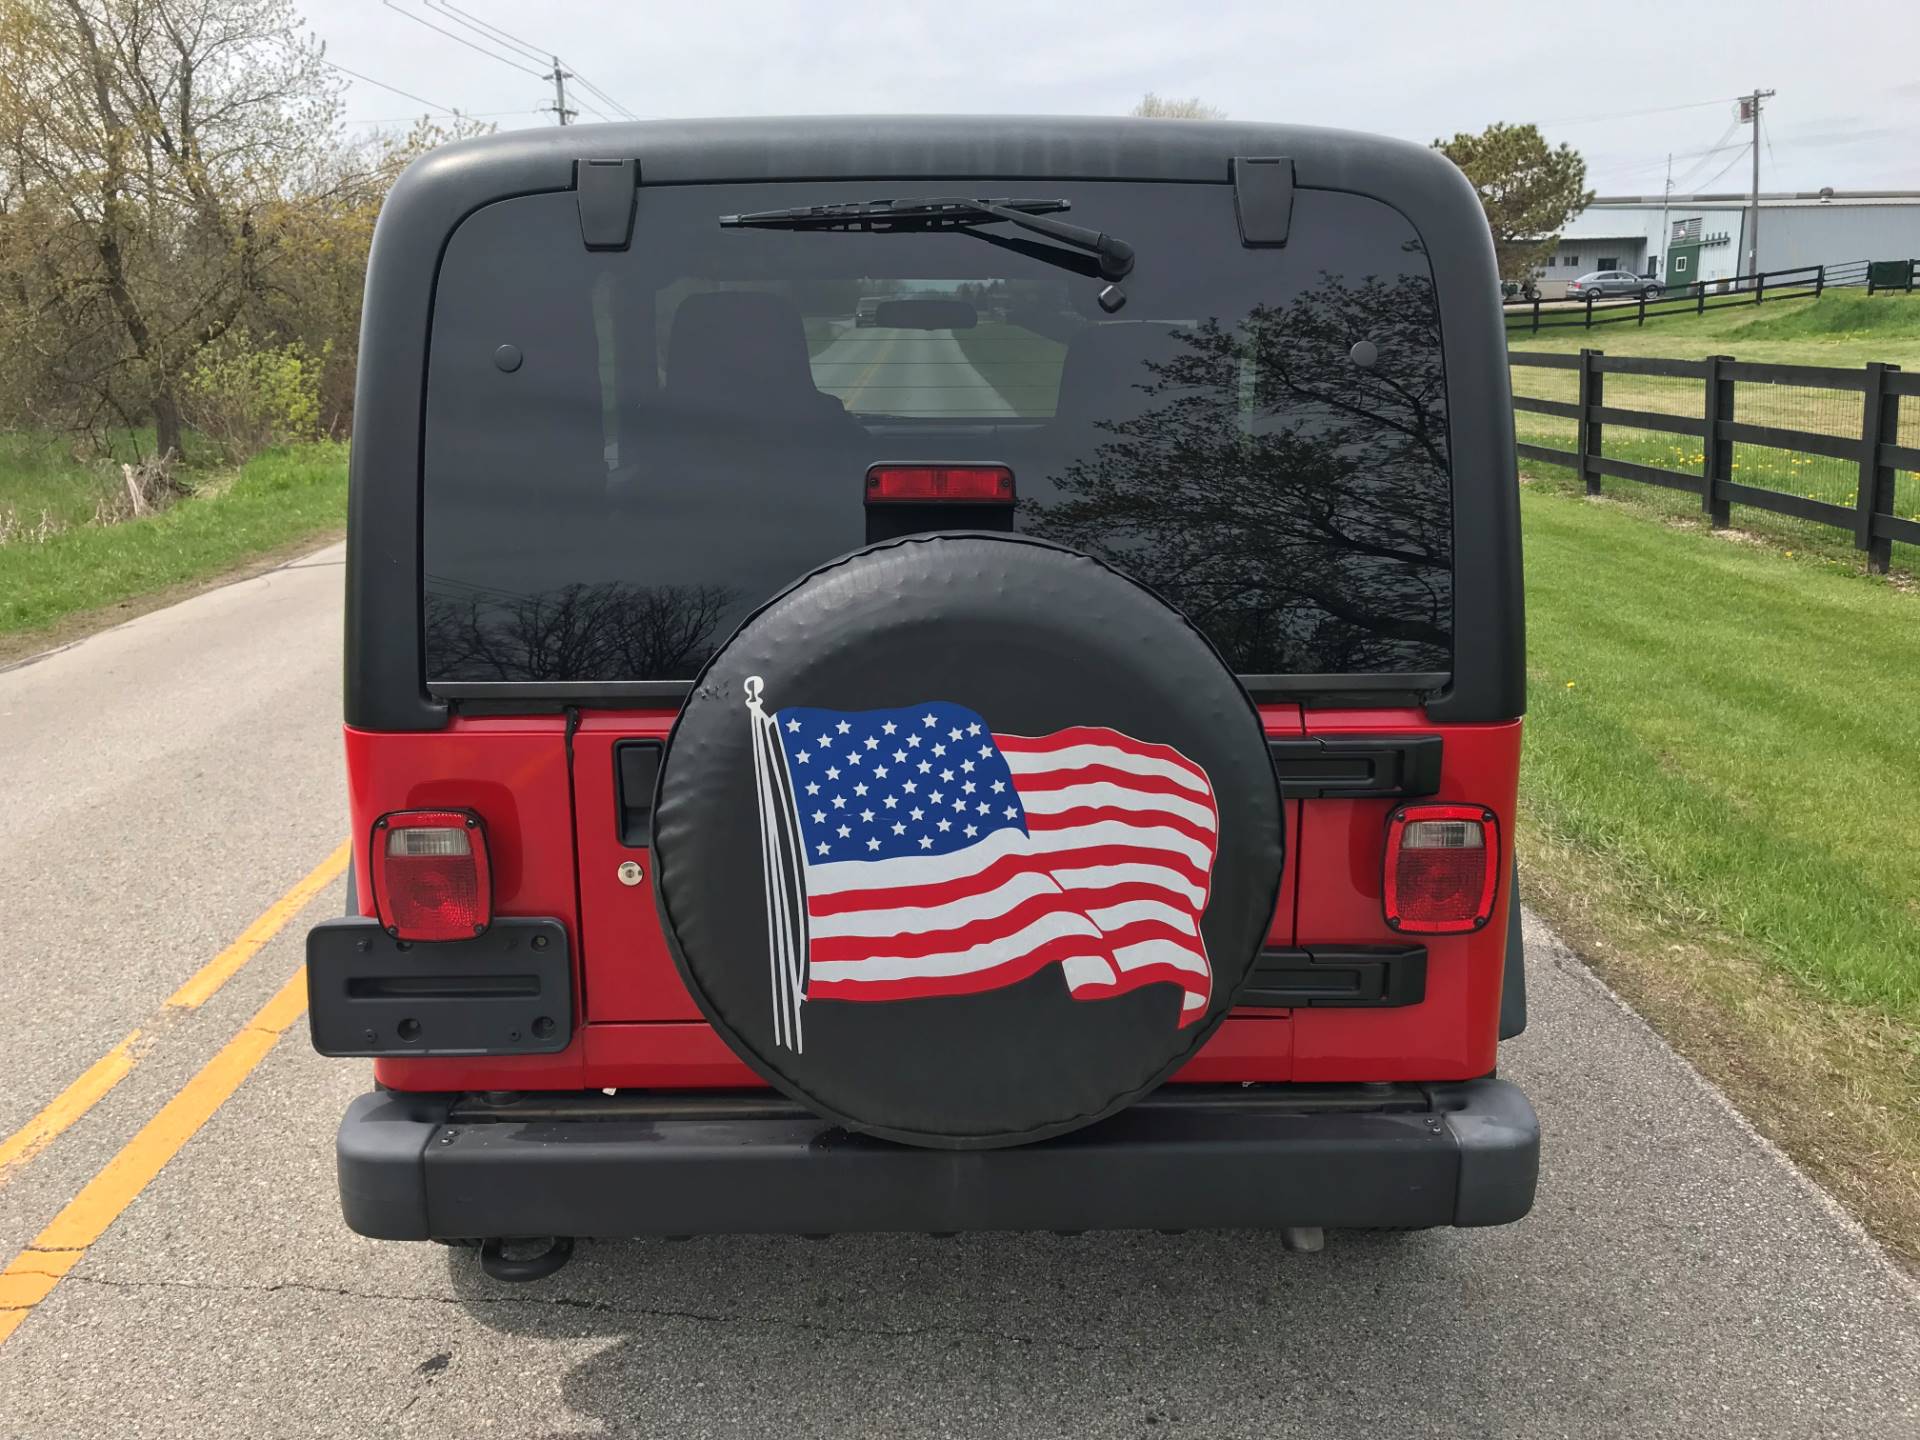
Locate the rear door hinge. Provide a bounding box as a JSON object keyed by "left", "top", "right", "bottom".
{"left": 577, "top": 158, "right": 637, "bottom": 251}
{"left": 1233, "top": 156, "right": 1294, "bottom": 247}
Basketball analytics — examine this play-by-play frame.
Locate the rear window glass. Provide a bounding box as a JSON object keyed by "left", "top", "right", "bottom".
{"left": 422, "top": 181, "right": 1451, "bottom": 684}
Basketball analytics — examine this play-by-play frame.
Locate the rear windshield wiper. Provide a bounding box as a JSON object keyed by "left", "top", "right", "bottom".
{"left": 718, "top": 196, "right": 1136, "bottom": 282}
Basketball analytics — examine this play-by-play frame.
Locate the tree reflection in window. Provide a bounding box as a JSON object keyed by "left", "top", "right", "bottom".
{"left": 426, "top": 581, "right": 736, "bottom": 682}
{"left": 1024, "top": 269, "right": 1452, "bottom": 675}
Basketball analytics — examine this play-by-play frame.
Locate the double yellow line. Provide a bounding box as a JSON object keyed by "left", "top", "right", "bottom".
{"left": 0, "top": 841, "right": 349, "bottom": 1346}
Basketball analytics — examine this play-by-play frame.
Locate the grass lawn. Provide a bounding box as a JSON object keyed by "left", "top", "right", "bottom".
{"left": 1520, "top": 482, "right": 1920, "bottom": 1265}
{"left": 0, "top": 441, "right": 348, "bottom": 645}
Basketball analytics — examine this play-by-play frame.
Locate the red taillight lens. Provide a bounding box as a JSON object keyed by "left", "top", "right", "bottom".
{"left": 372, "top": 809, "right": 492, "bottom": 941}
{"left": 1383, "top": 803, "right": 1499, "bottom": 935}
{"left": 865, "top": 465, "right": 1014, "bottom": 502}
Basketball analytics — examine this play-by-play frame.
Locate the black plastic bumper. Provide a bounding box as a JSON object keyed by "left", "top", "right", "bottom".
{"left": 337, "top": 1081, "right": 1539, "bottom": 1241}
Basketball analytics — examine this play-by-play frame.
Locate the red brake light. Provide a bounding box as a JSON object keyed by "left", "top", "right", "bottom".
{"left": 1383, "top": 803, "right": 1498, "bottom": 935}
{"left": 865, "top": 465, "right": 1014, "bottom": 502}
{"left": 372, "top": 809, "right": 492, "bottom": 941}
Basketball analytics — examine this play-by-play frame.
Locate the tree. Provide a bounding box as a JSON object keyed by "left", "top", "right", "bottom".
{"left": 1130, "top": 93, "right": 1225, "bottom": 120}
{"left": 1432, "top": 122, "right": 1591, "bottom": 281}
{"left": 0, "top": 0, "right": 339, "bottom": 457}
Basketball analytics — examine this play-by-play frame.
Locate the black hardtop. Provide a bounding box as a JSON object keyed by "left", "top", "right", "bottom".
{"left": 347, "top": 116, "right": 1522, "bottom": 731}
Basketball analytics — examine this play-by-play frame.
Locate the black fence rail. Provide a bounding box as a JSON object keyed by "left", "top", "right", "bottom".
{"left": 1504, "top": 263, "right": 1829, "bottom": 333}
{"left": 1512, "top": 349, "right": 1920, "bottom": 572}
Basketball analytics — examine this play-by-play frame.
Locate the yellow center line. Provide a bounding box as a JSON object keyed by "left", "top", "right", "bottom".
{"left": 0, "top": 963, "right": 311, "bottom": 1346}
{"left": 167, "top": 841, "right": 350, "bottom": 1009}
{"left": 0, "top": 840, "right": 348, "bottom": 1194}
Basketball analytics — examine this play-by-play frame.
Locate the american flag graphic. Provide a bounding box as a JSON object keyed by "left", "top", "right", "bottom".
{"left": 743, "top": 678, "right": 1218, "bottom": 1053}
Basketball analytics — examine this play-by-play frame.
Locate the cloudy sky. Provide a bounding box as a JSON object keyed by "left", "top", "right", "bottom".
{"left": 310, "top": 0, "right": 1920, "bottom": 196}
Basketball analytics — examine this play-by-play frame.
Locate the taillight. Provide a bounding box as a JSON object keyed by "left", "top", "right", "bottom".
{"left": 372, "top": 809, "right": 492, "bottom": 941}
{"left": 865, "top": 465, "right": 1014, "bottom": 502}
{"left": 1383, "top": 803, "right": 1498, "bottom": 934}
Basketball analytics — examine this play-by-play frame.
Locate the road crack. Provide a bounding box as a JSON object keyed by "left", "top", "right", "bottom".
{"left": 54, "top": 1272, "right": 1101, "bottom": 1352}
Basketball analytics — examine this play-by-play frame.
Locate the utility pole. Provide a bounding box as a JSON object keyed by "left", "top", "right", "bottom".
{"left": 1740, "top": 88, "right": 1775, "bottom": 276}
{"left": 1657, "top": 152, "right": 1672, "bottom": 282}
{"left": 547, "top": 55, "right": 576, "bottom": 126}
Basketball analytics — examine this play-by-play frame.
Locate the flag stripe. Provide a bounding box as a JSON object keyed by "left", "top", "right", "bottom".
{"left": 1026, "top": 804, "right": 1219, "bottom": 851}
{"left": 1004, "top": 763, "right": 1211, "bottom": 802}
{"left": 1018, "top": 781, "right": 1217, "bottom": 831}
{"left": 809, "top": 882, "right": 1205, "bottom": 964}
{"left": 1003, "top": 743, "right": 1211, "bottom": 797}
{"left": 997, "top": 727, "right": 1212, "bottom": 787}
{"left": 807, "top": 842, "right": 1211, "bottom": 913}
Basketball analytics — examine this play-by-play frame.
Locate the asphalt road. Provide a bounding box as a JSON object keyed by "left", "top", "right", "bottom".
{"left": 810, "top": 325, "right": 1017, "bottom": 416}
{"left": 1, "top": 547, "right": 1916, "bottom": 1438}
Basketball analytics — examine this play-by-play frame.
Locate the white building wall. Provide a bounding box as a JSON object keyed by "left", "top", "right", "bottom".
{"left": 1552, "top": 198, "right": 1920, "bottom": 289}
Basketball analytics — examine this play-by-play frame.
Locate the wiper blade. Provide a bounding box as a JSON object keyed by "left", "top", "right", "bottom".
{"left": 718, "top": 196, "right": 1136, "bottom": 281}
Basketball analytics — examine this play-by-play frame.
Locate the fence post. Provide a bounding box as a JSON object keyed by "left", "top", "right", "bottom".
{"left": 1815, "top": 264, "right": 1825, "bottom": 299}
{"left": 1637, "top": 292, "right": 1647, "bottom": 327}
{"left": 1855, "top": 362, "right": 1901, "bottom": 573}
{"left": 1532, "top": 296, "right": 1541, "bottom": 334}
{"left": 1755, "top": 269, "right": 1766, "bottom": 305}
{"left": 1702, "top": 354, "right": 1734, "bottom": 528}
{"left": 1696, "top": 281, "right": 1706, "bottom": 316}
{"left": 1585, "top": 292, "right": 1595, "bottom": 329}
{"left": 1577, "top": 348, "right": 1604, "bottom": 496}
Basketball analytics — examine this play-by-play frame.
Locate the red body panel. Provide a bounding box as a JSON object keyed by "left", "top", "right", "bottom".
{"left": 353, "top": 704, "right": 1518, "bottom": 1095}
{"left": 1290, "top": 711, "right": 1521, "bottom": 1082}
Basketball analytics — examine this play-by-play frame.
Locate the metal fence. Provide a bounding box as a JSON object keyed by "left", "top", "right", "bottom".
{"left": 1503, "top": 262, "right": 1843, "bottom": 334}
{"left": 1510, "top": 348, "right": 1920, "bottom": 572}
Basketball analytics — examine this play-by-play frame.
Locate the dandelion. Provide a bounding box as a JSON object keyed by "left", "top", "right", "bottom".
{"left": 1565, "top": 681, "right": 1576, "bottom": 689}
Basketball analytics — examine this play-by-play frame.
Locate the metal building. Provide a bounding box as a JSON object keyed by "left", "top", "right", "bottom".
{"left": 1534, "top": 191, "right": 1920, "bottom": 296}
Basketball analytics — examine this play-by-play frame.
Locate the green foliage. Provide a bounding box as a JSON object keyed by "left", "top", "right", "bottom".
{"left": 1433, "top": 122, "right": 1592, "bottom": 280}
{"left": 184, "top": 332, "right": 327, "bottom": 462}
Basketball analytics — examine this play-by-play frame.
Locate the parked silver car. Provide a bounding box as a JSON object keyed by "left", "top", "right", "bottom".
{"left": 1566, "top": 269, "right": 1661, "bottom": 301}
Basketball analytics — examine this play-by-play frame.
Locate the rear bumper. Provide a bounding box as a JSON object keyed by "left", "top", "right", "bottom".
{"left": 337, "top": 1081, "right": 1539, "bottom": 1240}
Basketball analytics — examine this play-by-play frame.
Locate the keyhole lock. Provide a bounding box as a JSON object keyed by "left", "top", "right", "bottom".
{"left": 617, "top": 861, "right": 645, "bottom": 887}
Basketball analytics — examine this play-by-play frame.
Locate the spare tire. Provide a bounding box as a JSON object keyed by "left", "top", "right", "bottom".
{"left": 652, "top": 533, "right": 1282, "bottom": 1149}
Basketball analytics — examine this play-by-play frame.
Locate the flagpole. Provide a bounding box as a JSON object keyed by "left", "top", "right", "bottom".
{"left": 745, "top": 676, "right": 808, "bottom": 1053}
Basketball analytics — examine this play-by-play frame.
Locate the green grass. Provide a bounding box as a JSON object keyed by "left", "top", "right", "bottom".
{"left": 1520, "top": 483, "right": 1920, "bottom": 1020}
{"left": 0, "top": 442, "right": 348, "bottom": 637}
{"left": 951, "top": 321, "right": 1066, "bottom": 417}
{"left": 1506, "top": 289, "right": 1920, "bottom": 368}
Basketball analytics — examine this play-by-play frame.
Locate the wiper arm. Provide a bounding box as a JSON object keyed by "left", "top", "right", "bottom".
{"left": 718, "top": 196, "right": 1136, "bottom": 282}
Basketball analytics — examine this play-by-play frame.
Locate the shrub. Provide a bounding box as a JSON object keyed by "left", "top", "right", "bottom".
{"left": 183, "top": 332, "right": 326, "bottom": 462}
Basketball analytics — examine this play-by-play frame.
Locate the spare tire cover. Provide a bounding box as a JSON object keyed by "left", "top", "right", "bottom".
{"left": 652, "top": 533, "right": 1283, "bottom": 1148}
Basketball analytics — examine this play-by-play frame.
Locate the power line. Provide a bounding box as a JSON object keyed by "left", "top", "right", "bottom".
{"left": 566, "top": 69, "right": 638, "bottom": 122}
{"left": 1680, "top": 144, "right": 1749, "bottom": 196}
{"left": 380, "top": 0, "right": 547, "bottom": 78}
{"left": 1539, "top": 96, "right": 1741, "bottom": 128}
{"left": 424, "top": 0, "right": 550, "bottom": 64}
{"left": 321, "top": 59, "right": 457, "bottom": 115}
{"left": 415, "top": 0, "right": 638, "bottom": 122}
{"left": 344, "top": 108, "right": 542, "bottom": 127}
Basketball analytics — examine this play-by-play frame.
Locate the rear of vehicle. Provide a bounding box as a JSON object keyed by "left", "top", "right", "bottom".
{"left": 314, "top": 118, "right": 1534, "bottom": 1258}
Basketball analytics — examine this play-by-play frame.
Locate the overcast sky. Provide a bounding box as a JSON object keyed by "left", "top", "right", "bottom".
{"left": 310, "top": 0, "right": 1920, "bottom": 196}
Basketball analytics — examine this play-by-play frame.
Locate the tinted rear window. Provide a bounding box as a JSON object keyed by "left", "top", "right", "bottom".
{"left": 422, "top": 181, "right": 1451, "bottom": 684}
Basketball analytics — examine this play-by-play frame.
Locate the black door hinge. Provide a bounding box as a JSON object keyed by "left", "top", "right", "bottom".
{"left": 1233, "top": 157, "right": 1294, "bottom": 246}
{"left": 577, "top": 158, "right": 637, "bottom": 251}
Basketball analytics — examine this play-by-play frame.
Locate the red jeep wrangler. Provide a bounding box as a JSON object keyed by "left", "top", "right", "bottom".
{"left": 310, "top": 117, "right": 1535, "bottom": 1281}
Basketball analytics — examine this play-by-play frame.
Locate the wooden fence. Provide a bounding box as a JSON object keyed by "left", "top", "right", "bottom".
{"left": 1511, "top": 349, "right": 1920, "bottom": 572}
{"left": 1502, "top": 263, "right": 1835, "bottom": 333}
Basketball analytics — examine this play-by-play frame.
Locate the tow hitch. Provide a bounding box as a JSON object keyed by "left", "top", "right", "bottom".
{"left": 477, "top": 1236, "right": 574, "bottom": 1283}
